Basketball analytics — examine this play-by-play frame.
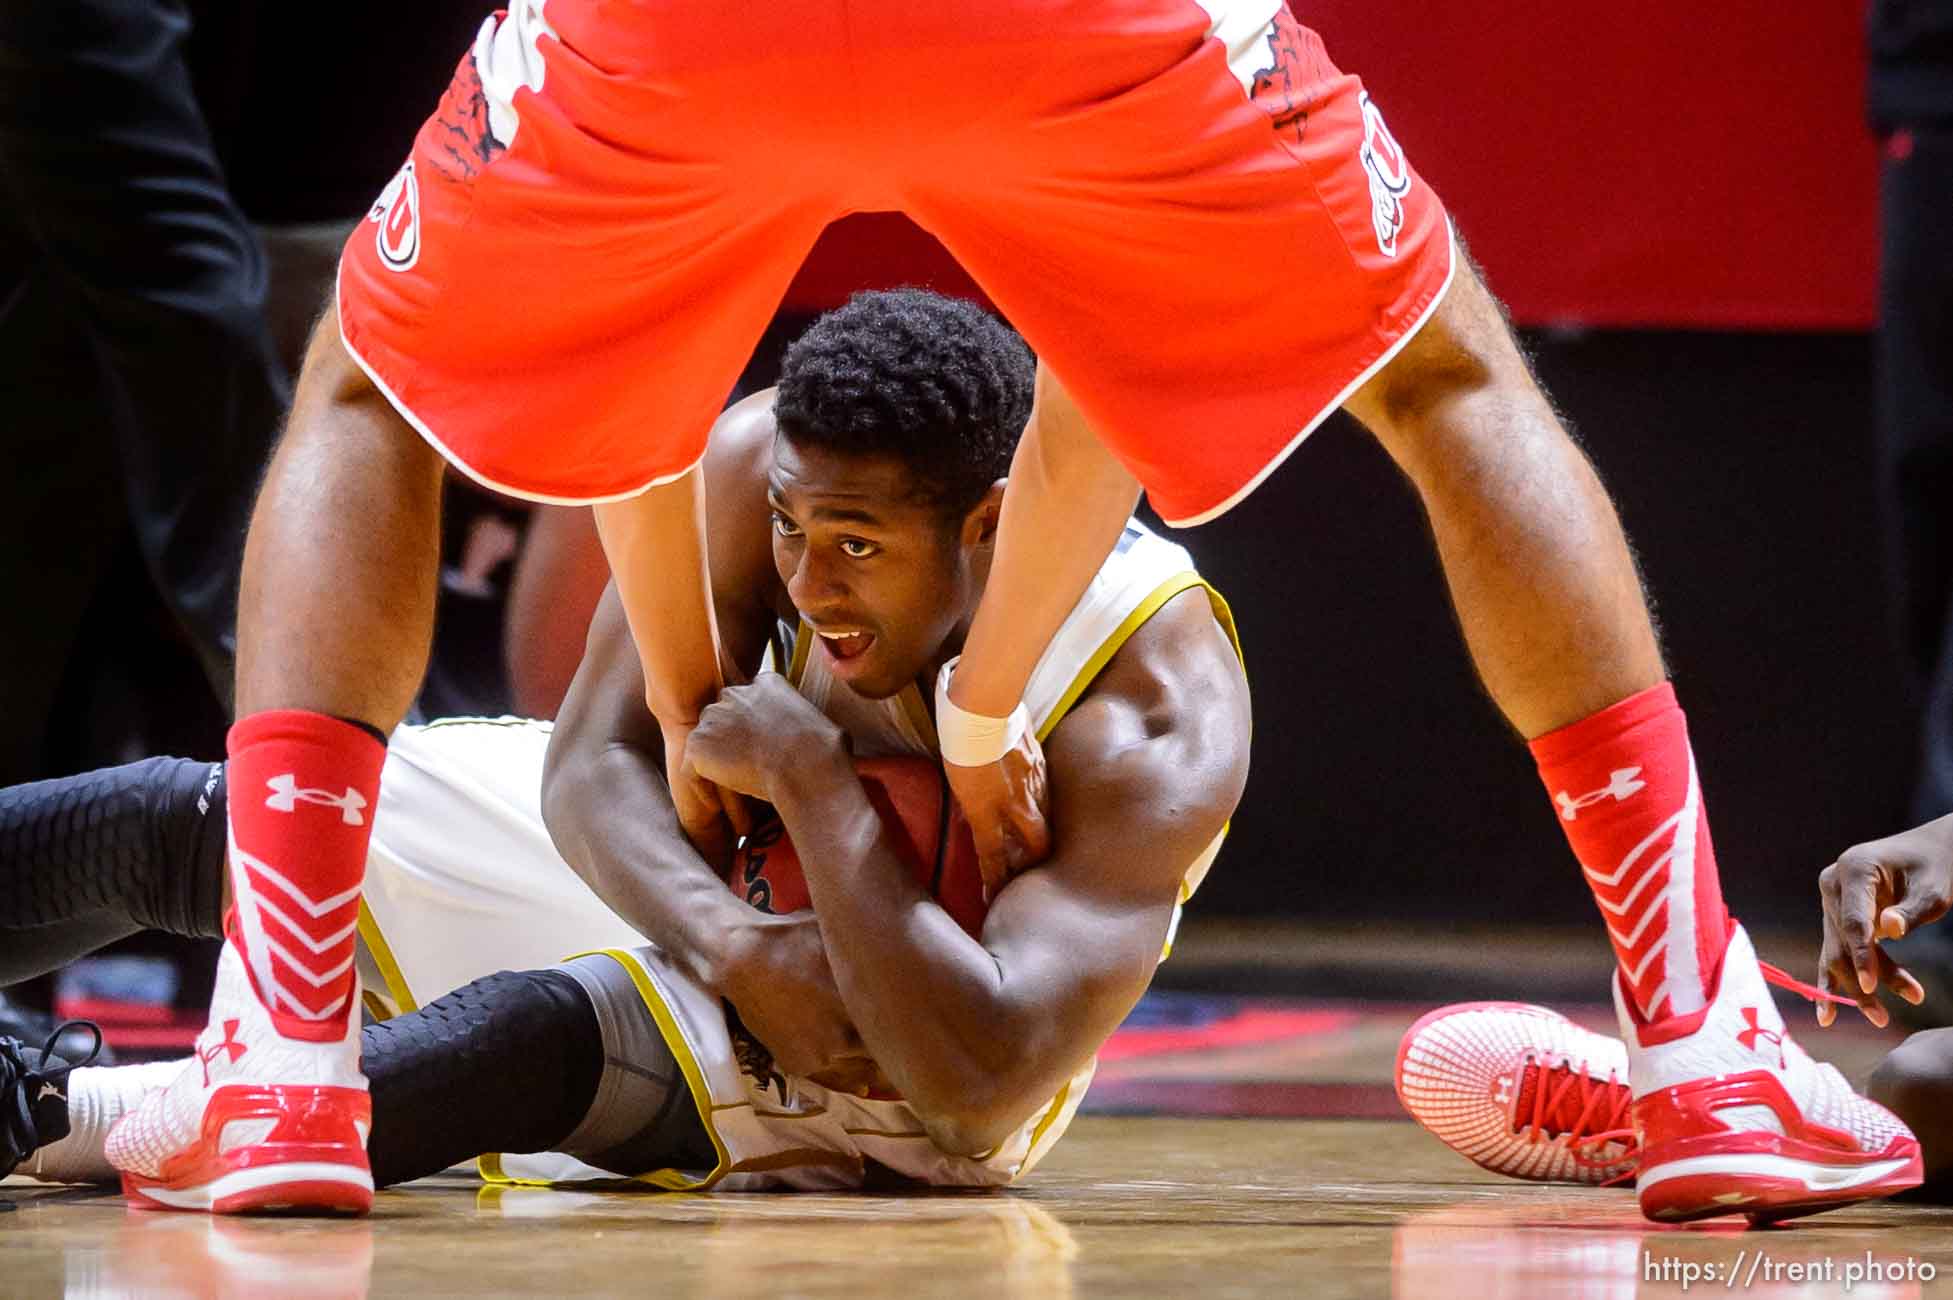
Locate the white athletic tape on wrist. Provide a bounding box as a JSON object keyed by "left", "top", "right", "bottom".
{"left": 935, "top": 658, "right": 1031, "bottom": 768}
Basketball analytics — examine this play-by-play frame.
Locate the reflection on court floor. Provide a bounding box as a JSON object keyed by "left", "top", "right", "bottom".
{"left": 10, "top": 1120, "right": 1951, "bottom": 1299}
{"left": 2, "top": 957, "right": 1937, "bottom": 1296}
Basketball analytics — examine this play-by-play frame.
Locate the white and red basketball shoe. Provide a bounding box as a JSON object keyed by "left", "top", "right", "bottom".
{"left": 105, "top": 936, "right": 371, "bottom": 1214}
{"left": 1623, "top": 923, "right": 1920, "bottom": 1224}
{"left": 1395, "top": 1002, "right": 1636, "bottom": 1185}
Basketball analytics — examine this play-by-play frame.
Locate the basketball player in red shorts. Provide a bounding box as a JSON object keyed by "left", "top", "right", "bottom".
{"left": 161, "top": 0, "right": 1914, "bottom": 1221}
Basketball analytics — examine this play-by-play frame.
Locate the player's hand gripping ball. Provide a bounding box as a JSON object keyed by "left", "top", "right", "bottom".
{"left": 728, "top": 756, "right": 988, "bottom": 935}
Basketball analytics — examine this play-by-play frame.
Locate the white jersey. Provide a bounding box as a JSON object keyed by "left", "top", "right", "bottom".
{"left": 356, "top": 519, "right": 1240, "bottom": 1191}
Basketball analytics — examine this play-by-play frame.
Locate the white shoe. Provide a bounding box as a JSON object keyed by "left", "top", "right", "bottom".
{"left": 105, "top": 935, "right": 371, "bottom": 1214}
{"left": 1396, "top": 1001, "right": 1635, "bottom": 1185}
{"left": 1622, "top": 923, "right": 1920, "bottom": 1223}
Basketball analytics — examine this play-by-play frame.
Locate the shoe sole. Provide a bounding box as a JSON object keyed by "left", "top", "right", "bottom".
{"left": 123, "top": 1162, "right": 373, "bottom": 1215}
{"left": 1638, "top": 1150, "right": 1923, "bottom": 1224}
{"left": 1394, "top": 1001, "right": 1636, "bottom": 1186}
{"left": 1392, "top": 1000, "right": 1557, "bottom": 1109}
{"left": 114, "top": 1083, "right": 372, "bottom": 1216}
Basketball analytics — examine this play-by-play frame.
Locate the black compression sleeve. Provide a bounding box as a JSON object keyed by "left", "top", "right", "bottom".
{"left": 361, "top": 968, "right": 604, "bottom": 1188}
{"left": 0, "top": 757, "right": 227, "bottom": 938}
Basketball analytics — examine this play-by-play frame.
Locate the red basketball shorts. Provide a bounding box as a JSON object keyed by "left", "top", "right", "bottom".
{"left": 337, "top": 0, "right": 1453, "bottom": 524}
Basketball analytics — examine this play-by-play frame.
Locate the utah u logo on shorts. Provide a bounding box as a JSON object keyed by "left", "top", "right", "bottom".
{"left": 1358, "top": 93, "right": 1412, "bottom": 258}
{"left": 368, "top": 161, "right": 421, "bottom": 273}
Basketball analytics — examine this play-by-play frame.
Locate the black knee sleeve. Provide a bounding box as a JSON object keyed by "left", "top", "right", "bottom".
{"left": 361, "top": 968, "right": 604, "bottom": 1189}
{"left": 0, "top": 756, "right": 226, "bottom": 939}
{"left": 0, "top": 912, "right": 144, "bottom": 987}
{"left": 1869, "top": 1030, "right": 1953, "bottom": 1198}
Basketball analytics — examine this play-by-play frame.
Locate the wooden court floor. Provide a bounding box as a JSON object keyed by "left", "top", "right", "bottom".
{"left": 6, "top": 925, "right": 1947, "bottom": 1297}
{"left": 8, "top": 1118, "right": 1953, "bottom": 1298}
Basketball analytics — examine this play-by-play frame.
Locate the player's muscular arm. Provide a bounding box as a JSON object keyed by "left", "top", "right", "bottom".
{"left": 688, "top": 592, "right": 1250, "bottom": 1156}
{"left": 545, "top": 587, "right": 871, "bottom": 1076}
{"left": 1341, "top": 252, "right": 1665, "bottom": 737}
{"left": 543, "top": 588, "right": 750, "bottom": 985}
{"left": 542, "top": 397, "right": 783, "bottom": 986}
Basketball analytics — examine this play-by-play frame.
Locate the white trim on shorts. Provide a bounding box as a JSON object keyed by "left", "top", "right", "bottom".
{"left": 1159, "top": 218, "right": 1459, "bottom": 528}
{"left": 333, "top": 257, "right": 704, "bottom": 507}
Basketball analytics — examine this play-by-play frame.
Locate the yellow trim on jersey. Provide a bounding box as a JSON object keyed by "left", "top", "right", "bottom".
{"left": 788, "top": 615, "right": 935, "bottom": 747}
{"left": 1022, "top": 1078, "right": 1074, "bottom": 1166}
{"left": 1203, "top": 584, "right": 1244, "bottom": 671}
{"left": 1029, "top": 572, "right": 1243, "bottom": 950}
{"left": 1034, "top": 574, "right": 1243, "bottom": 742}
{"left": 587, "top": 948, "right": 735, "bottom": 1189}
{"left": 785, "top": 573, "right": 1242, "bottom": 745}
{"left": 896, "top": 683, "right": 936, "bottom": 747}
{"left": 785, "top": 621, "right": 812, "bottom": 688}
{"left": 356, "top": 901, "right": 417, "bottom": 1015}
{"left": 751, "top": 567, "right": 1243, "bottom": 1183}
{"left": 477, "top": 948, "right": 732, "bottom": 1192}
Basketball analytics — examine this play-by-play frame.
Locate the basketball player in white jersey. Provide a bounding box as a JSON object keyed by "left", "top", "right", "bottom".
{"left": 1, "top": 290, "right": 1251, "bottom": 1205}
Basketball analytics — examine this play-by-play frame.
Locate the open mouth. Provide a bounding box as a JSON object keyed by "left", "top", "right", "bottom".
{"left": 816, "top": 627, "right": 876, "bottom": 663}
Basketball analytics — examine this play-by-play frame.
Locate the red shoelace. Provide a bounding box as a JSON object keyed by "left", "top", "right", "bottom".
{"left": 1512, "top": 961, "right": 1857, "bottom": 1185}
{"left": 1513, "top": 1055, "right": 1636, "bottom": 1180}
{"left": 1756, "top": 960, "right": 1855, "bottom": 1011}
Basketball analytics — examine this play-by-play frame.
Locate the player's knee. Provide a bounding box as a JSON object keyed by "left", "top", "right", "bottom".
{"left": 1345, "top": 252, "right": 1539, "bottom": 451}
{"left": 293, "top": 295, "right": 357, "bottom": 394}
{"left": 287, "top": 298, "right": 437, "bottom": 469}
{"left": 1869, "top": 1029, "right": 1953, "bottom": 1159}
{"left": 135, "top": 756, "right": 228, "bottom": 938}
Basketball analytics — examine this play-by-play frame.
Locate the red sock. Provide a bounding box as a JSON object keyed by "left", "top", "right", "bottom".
{"left": 224, "top": 710, "right": 385, "bottom": 1041}
{"left": 1528, "top": 682, "right": 1732, "bottom": 1026}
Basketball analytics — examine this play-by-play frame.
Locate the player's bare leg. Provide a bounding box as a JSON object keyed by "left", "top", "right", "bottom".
{"left": 106, "top": 300, "right": 445, "bottom": 1214}
{"left": 942, "top": 362, "right": 1139, "bottom": 884}
{"left": 235, "top": 300, "right": 445, "bottom": 730}
{"left": 593, "top": 475, "right": 743, "bottom": 866}
{"left": 1346, "top": 254, "right": 1919, "bottom": 1222}
{"left": 1343, "top": 256, "right": 1664, "bottom": 731}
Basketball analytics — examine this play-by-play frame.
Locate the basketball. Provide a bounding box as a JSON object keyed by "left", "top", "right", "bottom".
{"left": 727, "top": 756, "right": 987, "bottom": 936}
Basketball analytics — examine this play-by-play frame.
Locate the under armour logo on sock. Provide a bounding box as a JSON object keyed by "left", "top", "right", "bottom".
{"left": 1554, "top": 767, "right": 1647, "bottom": 821}
{"left": 1736, "top": 1007, "right": 1786, "bottom": 1069}
{"left": 199, "top": 1019, "right": 248, "bottom": 1085}
{"left": 264, "top": 774, "right": 368, "bottom": 825}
